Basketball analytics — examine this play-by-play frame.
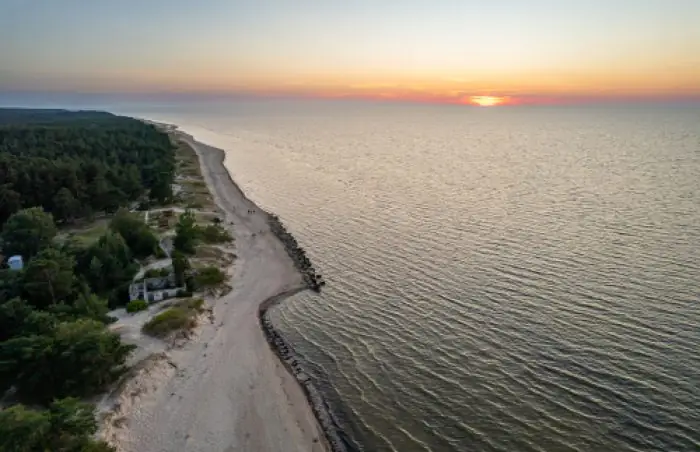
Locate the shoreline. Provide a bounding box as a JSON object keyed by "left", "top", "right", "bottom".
{"left": 100, "top": 116, "right": 347, "bottom": 452}
{"left": 181, "top": 130, "right": 349, "bottom": 452}
{"left": 258, "top": 304, "right": 350, "bottom": 452}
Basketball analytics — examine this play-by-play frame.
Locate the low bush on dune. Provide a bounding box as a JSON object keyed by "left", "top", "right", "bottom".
{"left": 177, "top": 297, "right": 204, "bottom": 311}
{"left": 142, "top": 308, "right": 192, "bottom": 337}
{"left": 193, "top": 266, "right": 226, "bottom": 289}
{"left": 141, "top": 298, "right": 205, "bottom": 337}
{"left": 126, "top": 299, "right": 148, "bottom": 313}
{"left": 197, "top": 224, "right": 232, "bottom": 244}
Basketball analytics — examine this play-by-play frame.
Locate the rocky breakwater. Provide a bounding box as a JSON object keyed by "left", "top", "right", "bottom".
{"left": 261, "top": 214, "right": 349, "bottom": 451}
{"left": 260, "top": 309, "right": 349, "bottom": 452}
{"left": 267, "top": 214, "right": 326, "bottom": 292}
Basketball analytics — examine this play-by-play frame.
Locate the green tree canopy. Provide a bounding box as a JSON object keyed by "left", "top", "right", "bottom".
{"left": 0, "top": 268, "right": 23, "bottom": 304}
{"left": 0, "top": 184, "right": 21, "bottom": 226}
{"left": 52, "top": 187, "right": 79, "bottom": 223}
{"left": 0, "top": 403, "right": 51, "bottom": 452}
{"left": 172, "top": 249, "right": 190, "bottom": 287}
{"left": 1, "top": 207, "right": 57, "bottom": 259}
{"left": 174, "top": 209, "right": 198, "bottom": 254}
{"left": 0, "top": 110, "right": 175, "bottom": 225}
{"left": 0, "top": 318, "right": 134, "bottom": 403}
{"left": 22, "top": 247, "right": 76, "bottom": 308}
{"left": 0, "top": 298, "right": 57, "bottom": 342}
{"left": 75, "top": 230, "right": 137, "bottom": 301}
{"left": 109, "top": 208, "right": 158, "bottom": 258}
{"left": 0, "top": 398, "right": 115, "bottom": 452}
{"left": 71, "top": 290, "right": 110, "bottom": 323}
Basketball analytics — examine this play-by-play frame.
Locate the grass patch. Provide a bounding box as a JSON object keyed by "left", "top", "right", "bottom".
{"left": 198, "top": 224, "right": 232, "bottom": 244}
{"left": 181, "top": 181, "right": 211, "bottom": 196}
{"left": 175, "top": 141, "right": 199, "bottom": 167}
{"left": 186, "top": 200, "right": 204, "bottom": 209}
{"left": 57, "top": 218, "right": 110, "bottom": 246}
{"left": 176, "top": 297, "right": 205, "bottom": 311}
{"left": 142, "top": 298, "right": 205, "bottom": 337}
{"left": 193, "top": 245, "right": 236, "bottom": 269}
{"left": 142, "top": 308, "right": 193, "bottom": 337}
{"left": 173, "top": 140, "right": 216, "bottom": 210}
{"left": 178, "top": 164, "right": 201, "bottom": 178}
{"left": 193, "top": 266, "right": 226, "bottom": 288}
{"left": 180, "top": 181, "right": 215, "bottom": 209}
{"left": 148, "top": 209, "right": 178, "bottom": 233}
{"left": 194, "top": 245, "right": 225, "bottom": 260}
{"left": 194, "top": 211, "right": 217, "bottom": 224}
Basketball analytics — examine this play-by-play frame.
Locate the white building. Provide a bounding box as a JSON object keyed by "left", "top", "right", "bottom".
{"left": 128, "top": 273, "right": 184, "bottom": 303}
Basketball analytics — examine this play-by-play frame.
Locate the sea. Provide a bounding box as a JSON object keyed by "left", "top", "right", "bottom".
{"left": 38, "top": 98, "right": 700, "bottom": 451}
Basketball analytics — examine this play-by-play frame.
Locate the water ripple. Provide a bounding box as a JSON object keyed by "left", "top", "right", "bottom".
{"left": 160, "top": 105, "right": 700, "bottom": 452}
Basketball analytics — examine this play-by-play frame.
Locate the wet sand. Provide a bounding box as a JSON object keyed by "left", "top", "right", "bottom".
{"left": 101, "top": 129, "right": 329, "bottom": 452}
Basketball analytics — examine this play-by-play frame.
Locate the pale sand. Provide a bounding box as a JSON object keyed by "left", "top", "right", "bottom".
{"left": 100, "top": 130, "right": 329, "bottom": 452}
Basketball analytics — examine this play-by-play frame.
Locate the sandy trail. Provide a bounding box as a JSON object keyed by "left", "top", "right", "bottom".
{"left": 103, "top": 132, "right": 328, "bottom": 452}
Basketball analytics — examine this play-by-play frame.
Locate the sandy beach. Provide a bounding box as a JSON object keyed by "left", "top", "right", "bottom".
{"left": 100, "top": 130, "right": 330, "bottom": 452}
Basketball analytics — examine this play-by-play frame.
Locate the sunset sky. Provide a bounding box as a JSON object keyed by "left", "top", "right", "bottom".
{"left": 1, "top": 0, "right": 699, "bottom": 105}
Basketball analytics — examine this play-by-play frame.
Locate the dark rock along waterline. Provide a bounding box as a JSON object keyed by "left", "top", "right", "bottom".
{"left": 261, "top": 213, "right": 349, "bottom": 452}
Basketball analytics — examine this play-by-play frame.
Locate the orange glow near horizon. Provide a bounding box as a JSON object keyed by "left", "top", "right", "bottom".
{"left": 6, "top": 68, "right": 699, "bottom": 106}
{"left": 3, "top": 1, "right": 700, "bottom": 107}
{"left": 95, "top": 68, "right": 699, "bottom": 106}
{"left": 468, "top": 96, "right": 509, "bottom": 106}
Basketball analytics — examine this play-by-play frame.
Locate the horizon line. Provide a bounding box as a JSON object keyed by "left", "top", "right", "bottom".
{"left": 1, "top": 89, "right": 699, "bottom": 108}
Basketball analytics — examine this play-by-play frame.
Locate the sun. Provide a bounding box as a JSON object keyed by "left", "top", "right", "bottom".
{"left": 468, "top": 96, "right": 506, "bottom": 107}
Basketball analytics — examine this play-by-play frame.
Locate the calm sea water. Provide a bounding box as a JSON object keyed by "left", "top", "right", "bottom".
{"left": 123, "top": 101, "right": 699, "bottom": 452}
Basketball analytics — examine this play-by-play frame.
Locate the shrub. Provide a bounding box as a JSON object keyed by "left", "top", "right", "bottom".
{"left": 176, "top": 289, "right": 192, "bottom": 298}
{"left": 126, "top": 299, "right": 148, "bottom": 313}
{"left": 194, "top": 266, "right": 225, "bottom": 288}
{"left": 177, "top": 298, "right": 204, "bottom": 311}
{"left": 142, "top": 308, "right": 191, "bottom": 337}
{"left": 197, "top": 224, "right": 232, "bottom": 244}
{"left": 142, "top": 299, "right": 204, "bottom": 338}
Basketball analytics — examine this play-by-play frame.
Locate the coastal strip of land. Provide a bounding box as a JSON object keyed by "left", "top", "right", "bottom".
{"left": 99, "top": 127, "right": 334, "bottom": 451}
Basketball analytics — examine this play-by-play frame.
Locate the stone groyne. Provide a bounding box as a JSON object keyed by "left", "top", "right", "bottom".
{"left": 267, "top": 213, "right": 326, "bottom": 292}
{"left": 259, "top": 300, "right": 349, "bottom": 452}
{"left": 262, "top": 215, "right": 350, "bottom": 451}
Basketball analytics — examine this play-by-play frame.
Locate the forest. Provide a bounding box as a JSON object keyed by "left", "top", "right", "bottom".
{"left": 0, "top": 109, "right": 177, "bottom": 451}
{"left": 0, "top": 108, "right": 175, "bottom": 225}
